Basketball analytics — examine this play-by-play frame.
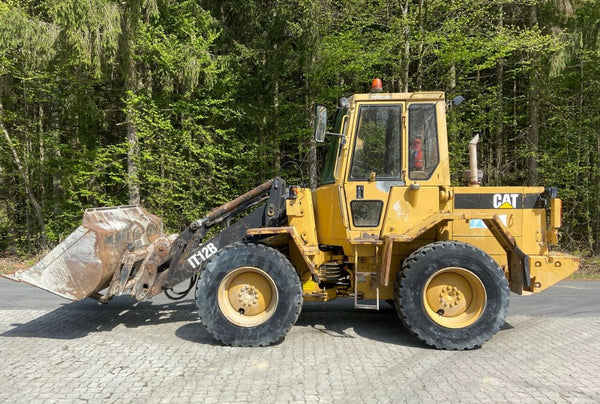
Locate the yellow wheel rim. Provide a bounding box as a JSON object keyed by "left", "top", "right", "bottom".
{"left": 218, "top": 266, "right": 278, "bottom": 327}
{"left": 423, "top": 267, "right": 486, "bottom": 329}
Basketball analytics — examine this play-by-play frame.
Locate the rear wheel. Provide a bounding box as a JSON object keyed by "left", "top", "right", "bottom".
{"left": 196, "top": 243, "right": 302, "bottom": 346}
{"left": 395, "top": 241, "right": 509, "bottom": 350}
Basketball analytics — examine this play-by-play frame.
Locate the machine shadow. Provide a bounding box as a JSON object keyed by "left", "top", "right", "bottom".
{"left": 296, "top": 299, "right": 516, "bottom": 348}
{"left": 2, "top": 294, "right": 516, "bottom": 347}
{"left": 295, "top": 299, "right": 424, "bottom": 348}
{"left": 0, "top": 295, "right": 212, "bottom": 342}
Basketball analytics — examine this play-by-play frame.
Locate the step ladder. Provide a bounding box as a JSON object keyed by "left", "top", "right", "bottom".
{"left": 354, "top": 271, "right": 380, "bottom": 310}
{"left": 351, "top": 239, "right": 382, "bottom": 310}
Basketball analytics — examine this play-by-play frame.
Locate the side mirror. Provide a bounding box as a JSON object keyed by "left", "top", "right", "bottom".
{"left": 314, "top": 105, "right": 327, "bottom": 143}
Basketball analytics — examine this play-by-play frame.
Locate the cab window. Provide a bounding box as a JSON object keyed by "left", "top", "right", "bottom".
{"left": 350, "top": 104, "right": 402, "bottom": 180}
{"left": 319, "top": 106, "right": 348, "bottom": 185}
{"left": 409, "top": 103, "right": 439, "bottom": 180}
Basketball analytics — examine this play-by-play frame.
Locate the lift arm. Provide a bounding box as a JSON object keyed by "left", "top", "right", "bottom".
{"left": 146, "top": 178, "right": 288, "bottom": 298}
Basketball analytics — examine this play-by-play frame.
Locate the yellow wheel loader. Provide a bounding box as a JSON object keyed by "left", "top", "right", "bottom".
{"left": 4, "top": 80, "right": 580, "bottom": 349}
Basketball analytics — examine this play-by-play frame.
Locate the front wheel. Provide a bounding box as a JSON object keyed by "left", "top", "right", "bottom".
{"left": 196, "top": 243, "right": 302, "bottom": 346}
{"left": 395, "top": 241, "right": 509, "bottom": 350}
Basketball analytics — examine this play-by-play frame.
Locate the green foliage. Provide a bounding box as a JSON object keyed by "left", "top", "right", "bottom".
{"left": 126, "top": 93, "right": 242, "bottom": 231}
{"left": 1, "top": 0, "right": 600, "bottom": 255}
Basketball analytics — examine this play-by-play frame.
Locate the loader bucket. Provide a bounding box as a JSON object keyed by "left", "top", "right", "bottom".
{"left": 3, "top": 205, "right": 164, "bottom": 301}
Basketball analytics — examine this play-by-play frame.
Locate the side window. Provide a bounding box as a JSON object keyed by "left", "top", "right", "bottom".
{"left": 319, "top": 106, "right": 348, "bottom": 185}
{"left": 334, "top": 116, "right": 348, "bottom": 179}
{"left": 350, "top": 105, "right": 402, "bottom": 180}
{"left": 319, "top": 136, "right": 341, "bottom": 185}
{"left": 409, "top": 103, "right": 439, "bottom": 180}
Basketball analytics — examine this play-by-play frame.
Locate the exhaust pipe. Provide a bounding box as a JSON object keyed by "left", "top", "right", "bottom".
{"left": 462, "top": 134, "right": 483, "bottom": 187}
{"left": 469, "top": 134, "right": 480, "bottom": 186}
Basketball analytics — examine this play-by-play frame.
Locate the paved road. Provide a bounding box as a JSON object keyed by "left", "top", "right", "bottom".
{"left": 1, "top": 278, "right": 599, "bottom": 403}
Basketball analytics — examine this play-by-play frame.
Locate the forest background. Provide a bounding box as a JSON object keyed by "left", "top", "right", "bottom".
{"left": 1, "top": 0, "right": 600, "bottom": 274}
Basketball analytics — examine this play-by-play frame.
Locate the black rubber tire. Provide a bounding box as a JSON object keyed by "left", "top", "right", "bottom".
{"left": 395, "top": 241, "right": 509, "bottom": 350}
{"left": 196, "top": 243, "right": 303, "bottom": 346}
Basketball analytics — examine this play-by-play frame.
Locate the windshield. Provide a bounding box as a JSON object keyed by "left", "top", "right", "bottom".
{"left": 349, "top": 104, "right": 402, "bottom": 180}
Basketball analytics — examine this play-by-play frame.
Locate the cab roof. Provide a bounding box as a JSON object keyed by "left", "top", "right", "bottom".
{"left": 349, "top": 91, "right": 445, "bottom": 104}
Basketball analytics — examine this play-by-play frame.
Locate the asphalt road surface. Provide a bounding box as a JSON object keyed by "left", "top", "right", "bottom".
{"left": 1, "top": 278, "right": 599, "bottom": 403}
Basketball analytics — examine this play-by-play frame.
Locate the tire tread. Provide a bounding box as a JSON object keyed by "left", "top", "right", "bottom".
{"left": 196, "top": 242, "right": 302, "bottom": 347}
{"left": 395, "top": 241, "right": 509, "bottom": 350}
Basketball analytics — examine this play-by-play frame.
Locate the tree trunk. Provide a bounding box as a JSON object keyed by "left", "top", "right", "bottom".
{"left": 595, "top": 125, "right": 600, "bottom": 253}
{"left": 308, "top": 120, "right": 318, "bottom": 189}
{"left": 527, "top": 5, "right": 539, "bottom": 186}
{"left": 415, "top": 0, "right": 426, "bottom": 91}
{"left": 306, "top": 50, "right": 318, "bottom": 189}
{"left": 401, "top": 0, "right": 410, "bottom": 92}
{"left": 122, "top": 2, "right": 141, "bottom": 205}
{"left": 126, "top": 112, "right": 140, "bottom": 205}
{"left": 494, "top": 5, "right": 505, "bottom": 185}
{"left": 0, "top": 101, "right": 46, "bottom": 246}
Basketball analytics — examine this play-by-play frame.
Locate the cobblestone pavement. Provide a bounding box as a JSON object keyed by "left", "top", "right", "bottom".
{"left": 1, "top": 279, "right": 599, "bottom": 403}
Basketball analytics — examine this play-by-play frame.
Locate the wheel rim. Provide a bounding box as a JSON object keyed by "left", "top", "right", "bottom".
{"left": 423, "top": 267, "right": 486, "bottom": 329}
{"left": 218, "top": 266, "right": 278, "bottom": 327}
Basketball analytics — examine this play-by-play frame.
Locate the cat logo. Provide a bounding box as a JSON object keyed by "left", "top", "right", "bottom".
{"left": 493, "top": 193, "right": 519, "bottom": 209}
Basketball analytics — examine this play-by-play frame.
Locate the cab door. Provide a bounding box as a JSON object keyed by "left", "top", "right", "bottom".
{"left": 343, "top": 102, "right": 405, "bottom": 237}
{"left": 378, "top": 102, "right": 445, "bottom": 239}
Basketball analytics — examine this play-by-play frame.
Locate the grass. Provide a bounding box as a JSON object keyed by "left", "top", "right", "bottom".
{"left": 575, "top": 256, "right": 600, "bottom": 279}
{"left": 0, "top": 253, "right": 46, "bottom": 275}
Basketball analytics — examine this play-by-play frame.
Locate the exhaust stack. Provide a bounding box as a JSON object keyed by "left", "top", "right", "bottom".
{"left": 469, "top": 135, "right": 479, "bottom": 186}
{"left": 462, "top": 134, "right": 483, "bottom": 187}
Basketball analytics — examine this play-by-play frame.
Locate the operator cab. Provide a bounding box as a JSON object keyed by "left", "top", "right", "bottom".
{"left": 315, "top": 85, "right": 449, "bottom": 188}
{"left": 312, "top": 80, "right": 451, "bottom": 248}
